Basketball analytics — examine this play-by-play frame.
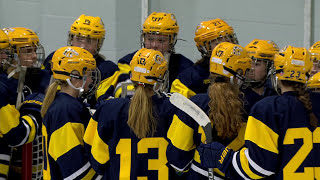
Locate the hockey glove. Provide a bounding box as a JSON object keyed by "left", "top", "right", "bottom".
{"left": 197, "top": 142, "right": 234, "bottom": 174}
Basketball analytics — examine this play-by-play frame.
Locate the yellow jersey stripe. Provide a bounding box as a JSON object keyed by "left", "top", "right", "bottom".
{"left": 118, "top": 63, "right": 131, "bottom": 74}
{"left": 245, "top": 116, "right": 279, "bottom": 154}
{"left": 0, "top": 104, "right": 20, "bottom": 134}
{"left": 170, "top": 79, "right": 196, "bottom": 98}
{"left": 91, "top": 128, "right": 110, "bottom": 164}
{"left": 83, "top": 118, "right": 98, "bottom": 146}
{"left": 22, "top": 115, "right": 36, "bottom": 144}
{"left": 167, "top": 115, "right": 196, "bottom": 151}
{"left": 48, "top": 122, "right": 85, "bottom": 161}
{"left": 239, "top": 148, "right": 263, "bottom": 179}
{"left": 96, "top": 71, "right": 120, "bottom": 100}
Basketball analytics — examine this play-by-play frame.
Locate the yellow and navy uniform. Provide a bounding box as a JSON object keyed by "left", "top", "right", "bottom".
{"left": 84, "top": 95, "right": 178, "bottom": 179}
{"left": 0, "top": 73, "right": 43, "bottom": 179}
{"left": 170, "top": 59, "right": 210, "bottom": 98}
{"left": 115, "top": 51, "right": 194, "bottom": 97}
{"left": 42, "top": 92, "right": 99, "bottom": 180}
{"left": 166, "top": 93, "right": 252, "bottom": 180}
{"left": 227, "top": 91, "right": 320, "bottom": 179}
{"left": 44, "top": 52, "right": 120, "bottom": 104}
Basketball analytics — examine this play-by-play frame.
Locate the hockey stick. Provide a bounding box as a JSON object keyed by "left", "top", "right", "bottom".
{"left": 169, "top": 93, "right": 214, "bottom": 180}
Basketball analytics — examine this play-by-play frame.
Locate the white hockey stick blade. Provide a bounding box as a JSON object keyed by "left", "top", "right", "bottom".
{"left": 170, "top": 93, "right": 215, "bottom": 180}
{"left": 169, "top": 93, "right": 212, "bottom": 142}
{"left": 170, "top": 93, "right": 210, "bottom": 127}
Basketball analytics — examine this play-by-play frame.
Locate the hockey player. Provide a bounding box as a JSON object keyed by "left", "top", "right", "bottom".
{"left": 84, "top": 48, "right": 179, "bottom": 179}
{"left": 0, "top": 27, "right": 48, "bottom": 179}
{"left": 170, "top": 18, "right": 239, "bottom": 98}
{"left": 241, "top": 39, "right": 279, "bottom": 107}
{"left": 41, "top": 46, "right": 101, "bottom": 180}
{"left": 309, "top": 40, "right": 320, "bottom": 77}
{"left": 43, "top": 14, "right": 119, "bottom": 104}
{"left": 197, "top": 46, "right": 319, "bottom": 179}
{"left": 166, "top": 42, "right": 252, "bottom": 179}
{"left": 115, "top": 12, "right": 193, "bottom": 97}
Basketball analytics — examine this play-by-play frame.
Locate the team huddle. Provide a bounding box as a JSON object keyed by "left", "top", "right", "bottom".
{"left": 0, "top": 12, "right": 319, "bottom": 180}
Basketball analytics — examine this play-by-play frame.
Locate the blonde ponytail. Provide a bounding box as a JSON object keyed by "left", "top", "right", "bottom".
{"left": 128, "top": 85, "right": 157, "bottom": 138}
{"left": 41, "top": 81, "right": 60, "bottom": 118}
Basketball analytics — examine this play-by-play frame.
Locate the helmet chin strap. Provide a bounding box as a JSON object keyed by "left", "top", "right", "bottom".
{"left": 66, "top": 76, "right": 87, "bottom": 97}
{"left": 7, "top": 66, "right": 20, "bottom": 78}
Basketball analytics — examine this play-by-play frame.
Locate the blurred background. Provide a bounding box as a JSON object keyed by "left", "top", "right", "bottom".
{"left": 0, "top": 0, "right": 319, "bottom": 62}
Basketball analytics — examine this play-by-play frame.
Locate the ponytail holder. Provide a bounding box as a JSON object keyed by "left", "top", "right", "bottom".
{"left": 138, "top": 82, "right": 145, "bottom": 87}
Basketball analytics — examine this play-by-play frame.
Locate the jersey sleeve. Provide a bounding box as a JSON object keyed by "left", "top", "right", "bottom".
{"left": 230, "top": 98, "right": 279, "bottom": 179}
{"left": 95, "top": 60, "right": 121, "bottom": 101}
{"left": 0, "top": 87, "right": 40, "bottom": 146}
{"left": 170, "top": 64, "right": 210, "bottom": 98}
{"left": 85, "top": 99, "right": 123, "bottom": 174}
{"left": 47, "top": 105, "right": 97, "bottom": 179}
{"left": 166, "top": 96, "right": 202, "bottom": 172}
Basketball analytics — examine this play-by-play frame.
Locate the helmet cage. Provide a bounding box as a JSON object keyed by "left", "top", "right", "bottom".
{"left": 67, "top": 33, "right": 104, "bottom": 56}
{"left": 10, "top": 43, "right": 45, "bottom": 69}
{"left": 140, "top": 31, "right": 177, "bottom": 54}
{"left": 199, "top": 33, "right": 238, "bottom": 57}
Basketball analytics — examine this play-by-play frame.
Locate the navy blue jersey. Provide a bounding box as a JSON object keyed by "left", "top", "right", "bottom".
{"left": 167, "top": 93, "right": 254, "bottom": 180}
{"left": 42, "top": 92, "right": 99, "bottom": 180}
{"left": 84, "top": 95, "right": 178, "bottom": 179}
{"left": 229, "top": 91, "right": 320, "bottom": 179}
{"left": 115, "top": 51, "right": 194, "bottom": 97}
{"left": 170, "top": 60, "right": 210, "bottom": 98}
{"left": 44, "top": 51, "right": 120, "bottom": 104}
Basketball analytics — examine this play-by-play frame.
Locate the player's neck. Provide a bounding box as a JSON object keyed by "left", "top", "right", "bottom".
{"left": 252, "top": 86, "right": 264, "bottom": 95}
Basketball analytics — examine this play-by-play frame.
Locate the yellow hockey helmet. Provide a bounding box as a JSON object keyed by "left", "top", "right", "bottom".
{"left": 3, "top": 27, "right": 40, "bottom": 51}
{"left": 245, "top": 39, "right": 279, "bottom": 61}
{"left": 210, "top": 42, "right": 251, "bottom": 80}
{"left": 141, "top": 12, "right": 179, "bottom": 52}
{"left": 0, "top": 29, "right": 9, "bottom": 49}
{"left": 143, "top": 12, "right": 179, "bottom": 36}
{"left": 274, "top": 46, "right": 312, "bottom": 83}
{"left": 51, "top": 46, "right": 96, "bottom": 81}
{"left": 130, "top": 48, "right": 167, "bottom": 85}
{"left": 307, "top": 72, "right": 320, "bottom": 89}
{"left": 69, "top": 14, "right": 105, "bottom": 53}
{"left": 70, "top": 14, "right": 105, "bottom": 39}
{"left": 194, "top": 18, "right": 238, "bottom": 57}
{"left": 3, "top": 27, "right": 44, "bottom": 68}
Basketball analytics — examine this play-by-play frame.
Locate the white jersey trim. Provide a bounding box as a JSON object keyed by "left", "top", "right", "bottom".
{"left": 9, "top": 120, "right": 30, "bottom": 147}
{"left": 191, "top": 163, "right": 208, "bottom": 177}
{"left": 232, "top": 151, "right": 251, "bottom": 180}
{"left": 64, "top": 162, "right": 90, "bottom": 180}
{"left": 0, "top": 154, "right": 10, "bottom": 161}
{"left": 169, "top": 158, "right": 193, "bottom": 172}
{"left": 245, "top": 148, "right": 274, "bottom": 176}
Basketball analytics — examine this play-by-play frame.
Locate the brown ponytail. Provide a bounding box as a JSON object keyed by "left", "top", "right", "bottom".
{"left": 282, "top": 81, "right": 318, "bottom": 128}
{"left": 208, "top": 75, "right": 244, "bottom": 139}
{"left": 128, "top": 85, "right": 157, "bottom": 138}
